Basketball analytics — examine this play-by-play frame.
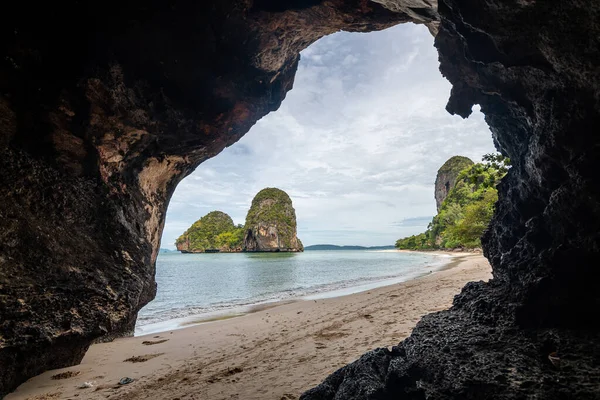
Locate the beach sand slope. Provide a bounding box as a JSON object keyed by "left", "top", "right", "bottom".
{"left": 7, "top": 254, "right": 491, "bottom": 400}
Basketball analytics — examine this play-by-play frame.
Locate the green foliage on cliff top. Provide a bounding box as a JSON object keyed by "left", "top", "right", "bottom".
{"left": 244, "top": 187, "right": 297, "bottom": 248}
{"left": 438, "top": 155, "right": 474, "bottom": 175}
{"left": 176, "top": 211, "right": 244, "bottom": 252}
{"left": 396, "top": 153, "right": 510, "bottom": 250}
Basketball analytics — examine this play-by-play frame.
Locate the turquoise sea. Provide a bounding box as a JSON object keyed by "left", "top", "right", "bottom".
{"left": 135, "top": 250, "right": 449, "bottom": 335}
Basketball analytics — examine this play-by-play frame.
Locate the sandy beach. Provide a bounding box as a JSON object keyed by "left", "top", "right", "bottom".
{"left": 8, "top": 253, "right": 491, "bottom": 400}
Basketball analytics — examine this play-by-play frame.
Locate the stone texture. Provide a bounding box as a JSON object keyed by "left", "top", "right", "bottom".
{"left": 302, "top": 0, "right": 600, "bottom": 399}
{"left": 243, "top": 188, "right": 303, "bottom": 252}
{"left": 434, "top": 155, "right": 474, "bottom": 211}
{"left": 1, "top": 2, "right": 431, "bottom": 394}
{"left": 2, "top": 0, "right": 600, "bottom": 397}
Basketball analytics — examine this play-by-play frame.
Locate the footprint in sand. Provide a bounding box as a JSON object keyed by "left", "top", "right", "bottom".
{"left": 142, "top": 339, "right": 169, "bottom": 345}
{"left": 207, "top": 366, "right": 243, "bottom": 383}
{"left": 51, "top": 371, "right": 80, "bottom": 380}
{"left": 123, "top": 353, "right": 165, "bottom": 363}
{"left": 28, "top": 392, "right": 62, "bottom": 399}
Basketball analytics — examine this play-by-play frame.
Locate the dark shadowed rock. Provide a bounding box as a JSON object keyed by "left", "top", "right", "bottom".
{"left": 1, "top": 2, "right": 423, "bottom": 394}
{"left": 243, "top": 188, "right": 303, "bottom": 252}
{"left": 434, "top": 156, "right": 473, "bottom": 211}
{"left": 2, "top": 0, "right": 600, "bottom": 397}
{"left": 302, "top": 0, "right": 600, "bottom": 399}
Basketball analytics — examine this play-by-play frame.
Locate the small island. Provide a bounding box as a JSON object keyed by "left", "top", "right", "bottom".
{"left": 175, "top": 187, "right": 303, "bottom": 253}
{"left": 176, "top": 211, "right": 244, "bottom": 253}
{"left": 243, "top": 188, "right": 303, "bottom": 252}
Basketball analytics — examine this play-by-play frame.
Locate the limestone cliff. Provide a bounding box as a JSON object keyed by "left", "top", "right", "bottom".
{"left": 397, "top": 154, "right": 507, "bottom": 250}
{"left": 434, "top": 155, "right": 473, "bottom": 211}
{"left": 243, "top": 188, "right": 303, "bottom": 252}
{"left": 175, "top": 211, "right": 244, "bottom": 253}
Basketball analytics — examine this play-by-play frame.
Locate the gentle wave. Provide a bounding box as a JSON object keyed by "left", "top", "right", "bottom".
{"left": 135, "top": 251, "right": 449, "bottom": 335}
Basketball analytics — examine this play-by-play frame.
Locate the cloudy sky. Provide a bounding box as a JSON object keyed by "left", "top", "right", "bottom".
{"left": 161, "top": 23, "right": 496, "bottom": 249}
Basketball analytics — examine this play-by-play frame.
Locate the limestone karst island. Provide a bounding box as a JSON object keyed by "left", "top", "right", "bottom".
{"left": 176, "top": 188, "right": 303, "bottom": 253}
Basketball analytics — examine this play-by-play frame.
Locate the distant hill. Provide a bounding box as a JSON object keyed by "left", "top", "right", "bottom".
{"left": 159, "top": 248, "right": 176, "bottom": 253}
{"left": 304, "top": 244, "right": 395, "bottom": 251}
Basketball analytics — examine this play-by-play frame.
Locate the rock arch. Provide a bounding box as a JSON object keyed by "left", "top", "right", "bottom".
{"left": 1, "top": 0, "right": 599, "bottom": 397}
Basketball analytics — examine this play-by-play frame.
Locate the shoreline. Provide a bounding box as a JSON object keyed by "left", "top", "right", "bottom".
{"left": 8, "top": 253, "right": 492, "bottom": 400}
{"left": 135, "top": 251, "right": 456, "bottom": 336}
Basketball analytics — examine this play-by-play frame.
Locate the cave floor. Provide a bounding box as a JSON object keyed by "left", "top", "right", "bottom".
{"left": 7, "top": 255, "right": 491, "bottom": 400}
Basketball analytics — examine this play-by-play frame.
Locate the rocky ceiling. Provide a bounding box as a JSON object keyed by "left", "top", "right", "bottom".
{"left": 1, "top": 0, "right": 599, "bottom": 398}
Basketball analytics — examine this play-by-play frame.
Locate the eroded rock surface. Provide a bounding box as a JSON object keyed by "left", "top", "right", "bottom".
{"left": 302, "top": 0, "right": 600, "bottom": 399}
{"left": 434, "top": 155, "right": 473, "bottom": 211}
{"left": 0, "top": 2, "right": 438, "bottom": 395}
{"left": 2, "top": 0, "right": 600, "bottom": 397}
{"left": 243, "top": 188, "right": 303, "bottom": 252}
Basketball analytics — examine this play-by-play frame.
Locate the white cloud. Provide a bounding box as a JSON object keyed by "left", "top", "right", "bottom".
{"left": 160, "top": 23, "right": 496, "bottom": 248}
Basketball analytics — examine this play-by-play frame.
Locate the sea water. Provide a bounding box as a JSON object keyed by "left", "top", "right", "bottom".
{"left": 135, "top": 250, "right": 449, "bottom": 335}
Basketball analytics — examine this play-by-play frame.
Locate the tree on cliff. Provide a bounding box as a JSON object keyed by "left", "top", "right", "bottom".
{"left": 176, "top": 211, "right": 244, "bottom": 252}
{"left": 396, "top": 153, "right": 509, "bottom": 250}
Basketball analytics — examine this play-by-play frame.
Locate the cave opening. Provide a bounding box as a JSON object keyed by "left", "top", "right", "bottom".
{"left": 2, "top": 0, "right": 600, "bottom": 398}
{"left": 124, "top": 24, "right": 497, "bottom": 398}
{"left": 142, "top": 23, "right": 497, "bottom": 332}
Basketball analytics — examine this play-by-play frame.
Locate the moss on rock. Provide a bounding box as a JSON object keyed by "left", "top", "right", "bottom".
{"left": 176, "top": 211, "right": 244, "bottom": 252}
{"left": 243, "top": 188, "right": 303, "bottom": 252}
{"left": 434, "top": 156, "right": 475, "bottom": 211}
{"left": 397, "top": 153, "right": 509, "bottom": 250}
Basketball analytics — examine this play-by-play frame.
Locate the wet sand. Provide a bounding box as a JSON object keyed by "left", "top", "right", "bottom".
{"left": 8, "top": 253, "right": 491, "bottom": 400}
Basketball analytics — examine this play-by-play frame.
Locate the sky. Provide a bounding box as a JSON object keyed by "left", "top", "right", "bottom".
{"left": 160, "top": 23, "right": 496, "bottom": 249}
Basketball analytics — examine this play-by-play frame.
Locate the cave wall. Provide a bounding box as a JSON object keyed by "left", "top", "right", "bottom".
{"left": 0, "top": 0, "right": 439, "bottom": 396}
{"left": 2, "top": 0, "right": 599, "bottom": 397}
{"left": 439, "top": 0, "right": 600, "bottom": 329}
{"left": 302, "top": 0, "right": 600, "bottom": 398}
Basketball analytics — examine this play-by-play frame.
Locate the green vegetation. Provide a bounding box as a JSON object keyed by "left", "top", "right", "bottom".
{"left": 245, "top": 188, "right": 297, "bottom": 249}
{"left": 396, "top": 153, "right": 510, "bottom": 250}
{"left": 176, "top": 188, "right": 302, "bottom": 253}
{"left": 176, "top": 211, "right": 244, "bottom": 252}
{"left": 435, "top": 156, "right": 475, "bottom": 211}
{"left": 437, "top": 155, "right": 474, "bottom": 175}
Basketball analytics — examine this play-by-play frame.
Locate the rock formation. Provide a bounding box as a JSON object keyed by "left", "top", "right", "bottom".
{"left": 1, "top": 0, "right": 600, "bottom": 397}
{"left": 301, "top": 0, "right": 600, "bottom": 399}
{"left": 176, "top": 211, "right": 244, "bottom": 253}
{"left": 1, "top": 2, "right": 415, "bottom": 394}
{"left": 434, "top": 155, "right": 473, "bottom": 211}
{"left": 243, "top": 188, "right": 303, "bottom": 252}
{"left": 397, "top": 154, "right": 506, "bottom": 249}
